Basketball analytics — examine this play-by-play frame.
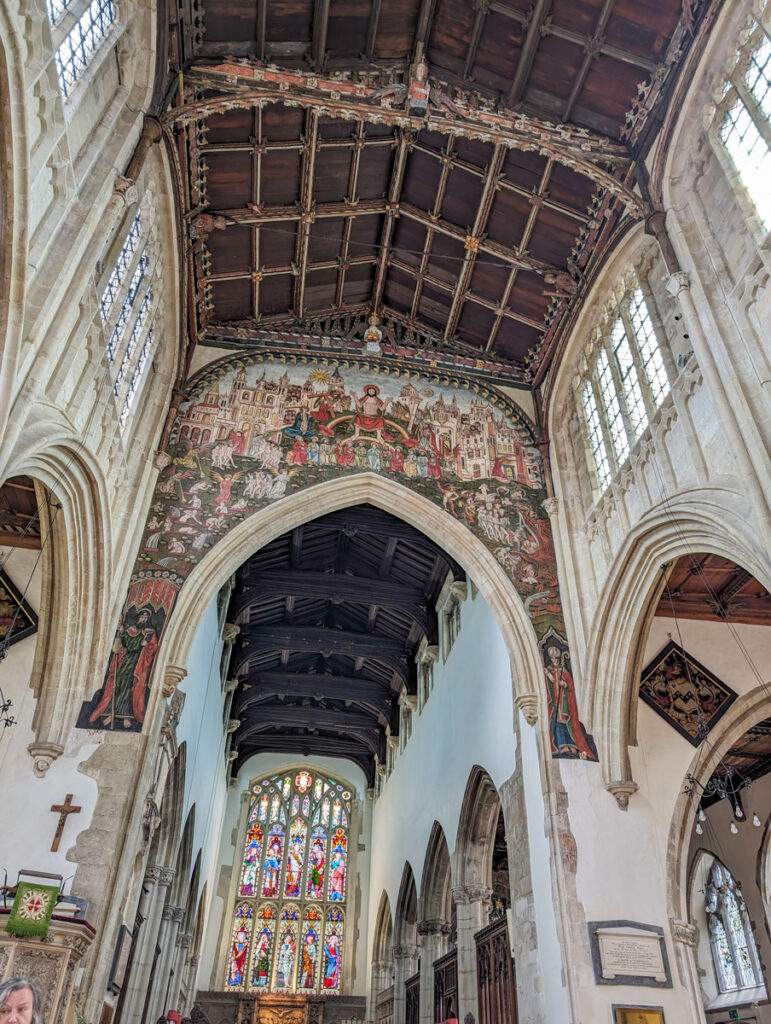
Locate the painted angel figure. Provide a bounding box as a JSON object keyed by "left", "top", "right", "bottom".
{"left": 368, "top": 52, "right": 464, "bottom": 119}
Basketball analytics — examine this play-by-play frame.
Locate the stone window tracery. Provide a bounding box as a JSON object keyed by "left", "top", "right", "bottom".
{"left": 226, "top": 769, "right": 350, "bottom": 994}
{"left": 50, "top": 0, "right": 116, "bottom": 98}
{"left": 705, "top": 861, "right": 763, "bottom": 993}
{"left": 715, "top": 23, "right": 771, "bottom": 230}
{"left": 577, "top": 274, "right": 671, "bottom": 494}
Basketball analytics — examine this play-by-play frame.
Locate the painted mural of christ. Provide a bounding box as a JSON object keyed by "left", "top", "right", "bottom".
{"left": 350, "top": 385, "right": 394, "bottom": 443}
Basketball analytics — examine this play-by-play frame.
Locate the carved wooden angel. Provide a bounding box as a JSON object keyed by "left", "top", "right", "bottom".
{"left": 368, "top": 55, "right": 464, "bottom": 120}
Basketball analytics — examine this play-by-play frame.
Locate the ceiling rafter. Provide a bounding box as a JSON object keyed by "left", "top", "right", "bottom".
{"left": 409, "top": 133, "right": 454, "bottom": 320}
{"left": 507, "top": 0, "right": 553, "bottom": 107}
{"left": 464, "top": 0, "right": 491, "bottom": 79}
{"left": 365, "top": 0, "right": 383, "bottom": 58}
{"left": 312, "top": 0, "right": 331, "bottom": 70}
{"left": 413, "top": 0, "right": 437, "bottom": 59}
{"left": 293, "top": 109, "right": 320, "bottom": 319}
{"left": 443, "top": 143, "right": 505, "bottom": 342}
{"left": 372, "top": 128, "right": 412, "bottom": 312}
{"left": 336, "top": 121, "right": 367, "bottom": 307}
{"left": 563, "top": 0, "right": 617, "bottom": 123}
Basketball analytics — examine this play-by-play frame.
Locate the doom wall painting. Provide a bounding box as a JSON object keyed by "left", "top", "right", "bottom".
{"left": 77, "top": 355, "right": 596, "bottom": 760}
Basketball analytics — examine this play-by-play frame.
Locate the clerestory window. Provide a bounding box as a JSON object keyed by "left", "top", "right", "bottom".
{"left": 578, "top": 277, "right": 671, "bottom": 494}
{"left": 226, "top": 769, "right": 350, "bottom": 995}
{"left": 99, "top": 208, "right": 159, "bottom": 431}
{"left": 50, "top": 0, "right": 116, "bottom": 98}
{"left": 705, "top": 861, "right": 763, "bottom": 993}
{"left": 716, "top": 23, "right": 771, "bottom": 231}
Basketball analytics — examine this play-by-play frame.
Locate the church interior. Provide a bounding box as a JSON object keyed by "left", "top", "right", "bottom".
{"left": 1, "top": 0, "right": 770, "bottom": 1023}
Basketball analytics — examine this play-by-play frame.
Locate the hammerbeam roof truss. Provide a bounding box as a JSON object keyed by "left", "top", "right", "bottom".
{"left": 225, "top": 504, "right": 463, "bottom": 780}
{"left": 166, "top": 0, "right": 707, "bottom": 385}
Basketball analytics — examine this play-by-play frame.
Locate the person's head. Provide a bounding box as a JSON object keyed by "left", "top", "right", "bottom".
{"left": 0, "top": 979, "right": 43, "bottom": 1024}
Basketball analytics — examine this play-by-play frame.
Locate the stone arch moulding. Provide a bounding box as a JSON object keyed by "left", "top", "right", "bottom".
{"left": 419, "top": 821, "right": 453, "bottom": 925}
{"left": 666, "top": 685, "right": 771, "bottom": 1020}
{"left": 74, "top": 355, "right": 597, "bottom": 761}
{"left": 584, "top": 488, "right": 771, "bottom": 801}
{"left": 454, "top": 765, "right": 501, "bottom": 894}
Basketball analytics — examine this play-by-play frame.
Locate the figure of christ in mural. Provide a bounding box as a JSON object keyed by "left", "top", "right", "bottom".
{"left": 544, "top": 645, "right": 598, "bottom": 760}
{"left": 307, "top": 836, "right": 325, "bottom": 899}
{"left": 85, "top": 605, "right": 160, "bottom": 729}
{"left": 228, "top": 921, "right": 250, "bottom": 987}
{"left": 349, "top": 385, "right": 395, "bottom": 443}
{"left": 323, "top": 930, "right": 340, "bottom": 989}
{"left": 299, "top": 931, "right": 317, "bottom": 988}
{"left": 275, "top": 929, "right": 297, "bottom": 990}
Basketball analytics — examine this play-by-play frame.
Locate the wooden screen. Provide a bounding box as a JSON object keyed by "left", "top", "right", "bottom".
{"left": 433, "top": 949, "right": 457, "bottom": 1022}
{"left": 475, "top": 919, "right": 517, "bottom": 1024}
{"left": 405, "top": 972, "right": 420, "bottom": 1024}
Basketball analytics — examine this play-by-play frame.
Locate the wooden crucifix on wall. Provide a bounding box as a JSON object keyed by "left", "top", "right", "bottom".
{"left": 50, "top": 794, "right": 81, "bottom": 852}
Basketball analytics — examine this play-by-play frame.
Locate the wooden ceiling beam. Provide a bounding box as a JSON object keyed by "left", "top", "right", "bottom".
{"left": 411, "top": 134, "right": 453, "bottom": 319}
{"left": 0, "top": 530, "right": 42, "bottom": 550}
{"left": 234, "top": 733, "right": 378, "bottom": 776}
{"left": 413, "top": 0, "right": 437, "bottom": 59}
{"left": 563, "top": 0, "right": 616, "bottom": 122}
{"left": 443, "top": 143, "right": 505, "bottom": 342}
{"left": 236, "top": 570, "right": 426, "bottom": 608}
{"left": 372, "top": 129, "right": 412, "bottom": 313}
{"left": 239, "top": 705, "right": 384, "bottom": 734}
{"left": 463, "top": 1, "right": 490, "bottom": 79}
{"left": 256, "top": 0, "right": 267, "bottom": 62}
{"left": 240, "top": 670, "right": 395, "bottom": 697}
{"left": 365, "top": 0, "right": 383, "bottom": 58}
{"left": 209, "top": 198, "right": 387, "bottom": 225}
{"left": 207, "top": 256, "right": 376, "bottom": 284}
{"left": 238, "top": 718, "right": 383, "bottom": 755}
{"left": 293, "top": 109, "right": 320, "bottom": 319}
{"left": 399, "top": 202, "right": 558, "bottom": 275}
{"left": 507, "top": 0, "right": 553, "bottom": 107}
{"left": 312, "top": 0, "right": 331, "bottom": 70}
{"left": 336, "top": 122, "right": 366, "bottom": 306}
{"left": 239, "top": 624, "right": 406, "bottom": 657}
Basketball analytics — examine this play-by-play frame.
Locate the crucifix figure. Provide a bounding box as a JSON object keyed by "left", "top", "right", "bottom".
{"left": 50, "top": 794, "right": 81, "bottom": 852}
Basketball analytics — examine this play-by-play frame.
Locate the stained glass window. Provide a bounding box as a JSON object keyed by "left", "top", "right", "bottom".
{"left": 718, "top": 30, "right": 771, "bottom": 230}
{"left": 706, "top": 860, "right": 762, "bottom": 993}
{"left": 53, "top": 0, "right": 116, "bottom": 98}
{"left": 578, "top": 279, "right": 671, "bottom": 493}
{"left": 226, "top": 769, "right": 352, "bottom": 993}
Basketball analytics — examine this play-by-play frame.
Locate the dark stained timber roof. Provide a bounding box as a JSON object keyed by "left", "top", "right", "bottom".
{"left": 163, "top": 0, "right": 711, "bottom": 387}
{"left": 225, "top": 503, "right": 464, "bottom": 781}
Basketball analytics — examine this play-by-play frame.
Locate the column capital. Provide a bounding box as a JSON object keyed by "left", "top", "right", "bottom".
{"left": 162, "top": 664, "right": 187, "bottom": 699}
{"left": 452, "top": 884, "right": 492, "bottom": 906}
{"left": 666, "top": 271, "right": 691, "bottom": 297}
{"left": 393, "top": 944, "right": 419, "bottom": 960}
{"left": 417, "top": 918, "right": 450, "bottom": 937}
{"left": 147, "top": 865, "right": 175, "bottom": 887}
{"left": 514, "top": 693, "right": 538, "bottom": 726}
{"left": 162, "top": 904, "right": 185, "bottom": 922}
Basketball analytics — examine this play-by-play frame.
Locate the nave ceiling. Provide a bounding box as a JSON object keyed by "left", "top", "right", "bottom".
{"left": 224, "top": 502, "right": 464, "bottom": 780}
{"left": 161, "top": 0, "right": 709, "bottom": 388}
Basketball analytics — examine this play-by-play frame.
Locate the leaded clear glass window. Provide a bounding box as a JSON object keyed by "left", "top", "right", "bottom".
{"left": 717, "top": 26, "right": 771, "bottom": 230}
{"left": 226, "top": 770, "right": 350, "bottom": 994}
{"left": 578, "top": 278, "right": 671, "bottom": 494}
{"left": 706, "top": 861, "right": 762, "bottom": 993}
{"left": 52, "top": 0, "right": 116, "bottom": 98}
{"left": 99, "top": 209, "right": 159, "bottom": 431}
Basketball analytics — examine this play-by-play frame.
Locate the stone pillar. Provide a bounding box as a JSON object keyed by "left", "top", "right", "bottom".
{"left": 417, "top": 921, "right": 447, "bottom": 1024}
{"left": 392, "top": 945, "right": 419, "bottom": 1024}
{"left": 669, "top": 919, "right": 708, "bottom": 1024}
{"left": 122, "top": 865, "right": 174, "bottom": 1024}
{"left": 368, "top": 960, "right": 390, "bottom": 1022}
{"left": 452, "top": 886, "right": 490, "bottom": 1024}
{"left": 146, "top": 904, "right": 185, "bottom": 1022}
{"left": 165, "top": 931, "right": 191, "bottom": 1013}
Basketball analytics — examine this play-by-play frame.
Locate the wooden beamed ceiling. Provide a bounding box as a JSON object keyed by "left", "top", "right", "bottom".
{"left": 655, "top": 553, "right": 771, "bottom": 627}
{"left": 225, "top": 504, "right": 463, "bottom": 780}
{"left": 166, "top": 0, "right": 706, "bottom": 385}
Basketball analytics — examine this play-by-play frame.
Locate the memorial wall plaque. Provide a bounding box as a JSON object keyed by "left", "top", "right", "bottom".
{"left": 587, "top": 921, "right": 672, "bottom": 988}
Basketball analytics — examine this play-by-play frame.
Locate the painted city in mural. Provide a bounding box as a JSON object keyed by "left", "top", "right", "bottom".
{"left": 77, "top": 356, "right": 597, "bottom": 760}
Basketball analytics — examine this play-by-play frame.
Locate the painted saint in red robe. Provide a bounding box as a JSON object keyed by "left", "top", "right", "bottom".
{"left": 544, "top": 645, "right": 597, "bottom": 760}
{"left": 89, "top": 607, "right": 159, "bottom": 728}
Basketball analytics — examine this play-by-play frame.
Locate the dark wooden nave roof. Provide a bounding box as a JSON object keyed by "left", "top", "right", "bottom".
{"left": 225, "top": 503, "right": 464, "bottom": 781}
{"left": 164, "top": 0, "right": 710, "bottom": 386}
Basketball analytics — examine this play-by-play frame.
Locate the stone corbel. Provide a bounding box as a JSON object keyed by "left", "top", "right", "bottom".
{"left": 514, "top": 693, "right": 538, "bottom": 726}
{"left": 224, "top": 677, "right": 240, "bottom": 693}
{"left": 222, "top": 622, "right": 241, "bottom": 643}
{"left": 227, "top": 750, "right": 238, "bottom": 763}
{"left": 670, "top": 918, "right": 698, "bottom": 947}
{"left": 162, "top": 664, "right": 187, "bottom": 698}
{"left": 606, "top": 779, "right": 639, "bottom": 810}
{"left": 113, "top": 174, "right": 139, "bottom": 206}
{"left": 450, "top": 580, "right": 469, "bottom": 603}
{"left": 28, "top": 742, "right": 65, "bottom": 778}
{"left": 226, "top": 718, "right": 241, "bottom": 734}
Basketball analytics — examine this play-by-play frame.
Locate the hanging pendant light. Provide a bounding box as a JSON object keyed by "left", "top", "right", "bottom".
{"left": 695, "top": 822, "right": 704, "bottom": 836}
{"left": 730, "top": 821, "right": 739, "bottom": 835}
{"left": 698, "top": 808, "right": 707, "bottom": 822}
{"left": 734, "top": 803, "right": 745, "bottom": 820}
{"left": 753, "top": 812, "right": 762, "bottom": 827}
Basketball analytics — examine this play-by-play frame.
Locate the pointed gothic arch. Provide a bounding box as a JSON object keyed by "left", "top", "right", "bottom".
{"left": 394, "top": 862, "right": 419, "bottom": 952}
{"left": 454, "top": 766, "right": 502, "bottom": 892}
{"left": 420, "top": 822, "right": 453, "bottom": 926}
{"left": 581, "top": 491, "right": 770, "bottom": 790}
{"left": 158, "top": 474, "right": 546, "bottom": 746}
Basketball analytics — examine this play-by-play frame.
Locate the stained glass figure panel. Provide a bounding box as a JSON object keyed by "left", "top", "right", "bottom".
{"left": 329, "top": 828, "right": 347, "bottom": 902}
{"left": 262, "top": 824, "right": 285, "bottom": 898}
{"left": 323, "top": 909, "right": 344, "bottom": 991}
{"left": 250, "top": 907, "right": 276, "bottom": 990}
{"left": 298, "top": 909, "right": 322, "bottom": 990}
{"left": 285, "top": 818, "right": 307, "bottom": 898}
{"left": 306, "top": 827, "right": 327, "bottom": 900}
{"left": 240, "top": 822, "right": 264, "bottom": 897}
{"left": 227, "top": 905, "right": 254, "bottom": 989}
